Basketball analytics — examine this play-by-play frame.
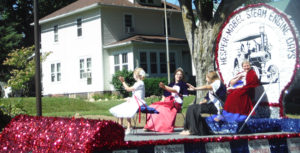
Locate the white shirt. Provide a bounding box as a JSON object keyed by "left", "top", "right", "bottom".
{"left": 171, "top": 85, "right": 183, "bottom": 104}
{"left": 132, "top": 80, "right": 145, "bottom": 101}
{"left": 207, "top": 80, "right": 223, "bottom": 115}
{"left": 208, "top": 80, "right": 221, "bottom": 103}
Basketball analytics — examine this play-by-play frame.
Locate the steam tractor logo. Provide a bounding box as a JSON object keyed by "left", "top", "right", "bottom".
{"left": 216, "top": 4, "right": 299, "bottom": 108}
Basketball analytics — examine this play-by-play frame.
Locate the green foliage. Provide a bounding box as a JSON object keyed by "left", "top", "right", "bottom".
{"left": 0, "top": 25, "right": 22, "bottom": 82}
{"left": 0, "top": 96, "right": 196, "bottom": 117}
{"left": 144, "top": 77, "right": 168, "bottom": 97}
{"left": 92, "top": 93, "right": 122, "bottom": 101}
{"left": 111, "top": 69, "right": 135, "bottom": 97}
{"left": 92, "top": 94, "right": 102, "bottom": 101}
{"left": 0, "top": 109, "right": 11, "bottom": 132}
{"left": 0, "top": 0, "right": 76, "bottom": 82}
{"left": 0, "top": 99, "right": 27, "bottom": 117}
{"left": 3, "top": 46, "right": 51, "bottom": 95}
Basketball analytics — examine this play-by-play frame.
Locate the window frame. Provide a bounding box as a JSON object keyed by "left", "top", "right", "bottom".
{"left": 79, "top": 57, "right": 92, "bottom": 85}
{"left": 114, "top": 53, "right": 129, "bottom": 73}
{"left": 77, "top": 18, "right": 82, "bottom": 37}
{"left": 139, "top": 51, "right": 176, "bottom": 76}
{"left": 124, "top": 14, "right": 134, "bottom": 34}
{"left": 50, "top": 62, "right": 61, "bottom": 82}
{"left": 163, "top": 17, "right": 171, "bottom": 36}
{"left": 54, "top": 25, "right": 58, "bottom": 42}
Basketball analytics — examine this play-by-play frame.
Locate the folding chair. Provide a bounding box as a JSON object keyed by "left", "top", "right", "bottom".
{"left": 132, "top": 105, "right": 159, "bottom": 134}
{"left": 132, "top": 95, "right": 159, "bottom": 134}
{"left": 177, "top": 109, "right": 185, "bottom": 122}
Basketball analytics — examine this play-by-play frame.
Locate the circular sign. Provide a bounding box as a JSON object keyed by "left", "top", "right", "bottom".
{"left": 215, "top": 3, "right": 299, "bottom": 117}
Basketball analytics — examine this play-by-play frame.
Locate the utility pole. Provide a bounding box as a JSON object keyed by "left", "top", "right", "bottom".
{"left": 34, "top": 0, "right": 42, "bottom": 116}
{"left": 164, "top": 0, "right": 171, "bottom": 83}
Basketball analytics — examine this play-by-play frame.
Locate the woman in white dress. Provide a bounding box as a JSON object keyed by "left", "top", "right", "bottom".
{"left": 109, "top": 68, "right": 146, "bottom": 135}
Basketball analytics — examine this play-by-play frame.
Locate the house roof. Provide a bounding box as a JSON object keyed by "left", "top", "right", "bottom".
{"left": 40, "top": 0, "right": 181, "bottom": 24}
{"left": 104, "top": 35, "right": 187, "bottom": 49}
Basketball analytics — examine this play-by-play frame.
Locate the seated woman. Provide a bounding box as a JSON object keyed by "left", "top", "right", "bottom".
{"left": 143, "top": 68, "right": 188, "bottom": 133}
{"left": 180, "top": 71, "right": 226, "bottom": 135}
{"left": 221, "top": 60, "right": 260, "bottom": 122}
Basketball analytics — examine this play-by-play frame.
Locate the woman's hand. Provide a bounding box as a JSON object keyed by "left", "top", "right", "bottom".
{"left": 187, "top": 83, "right": 195, "bottom": 91}
{"left": 119, "top": 76, "right": 125, "bottom": 83}
{"left": 199, "top": 99, "right": 207, "bottom": 104}
{"left": 159, "top": 82, "right": 165, "bottom": 89}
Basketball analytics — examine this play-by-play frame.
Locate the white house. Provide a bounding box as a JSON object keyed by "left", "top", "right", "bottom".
{"left": 39, "top": 0, "right": 192, "bottom": 97}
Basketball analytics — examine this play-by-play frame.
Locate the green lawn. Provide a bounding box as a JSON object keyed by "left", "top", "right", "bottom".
{"left": 1, "top": 96, "right": 299, "bottom": 119}
{"left": 0, "top": 96, "right": 195, "bottom": 117}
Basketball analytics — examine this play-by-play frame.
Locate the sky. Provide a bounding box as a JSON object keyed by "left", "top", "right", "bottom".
{"left": 166, "top": 0, "right": 282, "bottom": 5}
{"left": 166, "top": 0, "right": 179, "bottom": 6}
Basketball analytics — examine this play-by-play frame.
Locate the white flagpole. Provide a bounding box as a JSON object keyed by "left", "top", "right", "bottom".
{"left": 164, "top": 0, "right": 170, "bottom": 84}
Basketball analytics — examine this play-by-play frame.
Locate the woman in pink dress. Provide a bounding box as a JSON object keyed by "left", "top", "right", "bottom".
{"left": 143, "top": 68, "right": 188, "bottom": 133}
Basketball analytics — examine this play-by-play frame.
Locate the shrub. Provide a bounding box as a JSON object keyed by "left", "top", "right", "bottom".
{"left": 0, "top": 99, "right": 27, "bottom": 117}
{"left": 0, "top": 108, "right": 11, "bottom": 132}
{"left": 92, "top": 93, "right": 120, "bottom": 101}
{"left": 144, "top": 77, "right": 168, "bottom": 97}
{"left": 111, "top": 69, "right": 135, "bottom": 97}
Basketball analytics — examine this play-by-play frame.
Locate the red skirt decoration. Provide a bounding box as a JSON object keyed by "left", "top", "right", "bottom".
{"left": 144, "top": 96, "right": 181, "bottom": 133}
{"left": 224, "top": 69, "right": 260, "bottom": 116}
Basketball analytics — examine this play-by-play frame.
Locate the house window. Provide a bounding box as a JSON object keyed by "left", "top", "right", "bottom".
{"left": 140, "top": 0, "right": 153, "bottom": 3}
{"left": 140, "top": 51, "right": 176, "bottom": 75}
{"left": 51, "top": 63, "right": 61, "bottom": 82}
{"left": 54, "top": 25, "right": 58, "bottom": 42}
{"left": 159, "top": 53, "right": 176, "bottom": 73}
{"left": 160, "top": 53, "right": 167, "bottom": 73}
{"left": 86, "top": 58, "right": 92, "bottom": 85}
{"left": 140, "top": 52, "right": 147, "bottom": 73}
{"left": 80, "top": 59, "right": 85, "bottom": 79}
{"left": 124, "top": 14, "right": 134, "bottom": 33}
{"left": 79, "top": 58, "right": 92, "bottom": 85}
{"left": 114, "top": 55, "right": 120, "bottom": 72}
{"left": 163, "top": 17, "right": 171, "bottom": 35}
{"left": 114, "top": 53, "right": 128, "bottom": 72}
{"left": 122, "top": 53, "right": 128, "bottom": 70}
{"left": 150, "top": 52, "right": 157, "bottom": 74}
{"left": 77, "top": 18, "right": 82, "bottom": 37}
{"left": 57, "top": 63, "right": 61, "bottom": 81}
{"left": 169, "top": 52, "right": 176, "bottom": 73}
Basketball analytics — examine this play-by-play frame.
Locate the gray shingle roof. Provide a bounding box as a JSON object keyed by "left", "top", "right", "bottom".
{"left": 40, "top": 0, "right": 180, "bottom": 22}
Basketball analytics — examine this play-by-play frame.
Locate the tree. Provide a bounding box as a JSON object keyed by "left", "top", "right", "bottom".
{"left": 3, "top": 46, "right": 50, "bottom": 96}
{"left": 0, "top": 0, "right": 76, "bottom": 83}
{"left": 0, "top": 25, "right": 22, "bottom": 82}
{"left": 177, "top": 0, "right": 272, "bottom": 100}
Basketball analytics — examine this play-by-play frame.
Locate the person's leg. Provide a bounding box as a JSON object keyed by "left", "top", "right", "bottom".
{"left": 183, "top": 104, "right": 198, "bottom": 130}
{"left": 180, "top": 105, "right": 195, "bottom": 135}
{"left": 127, "top": 118, "right": 131, "bottom": 129}
{"left": 199, "top": 103, "right": 217, "bottom": 114}
{"left": 187, "top": 103, "right": 216, "bottom": 135}
{"left": 125, "top": 118, "right": 132, "bottom": 135}
{"left": 181, "top": 104, "right": 203, "bottom": 135}
{"left": 118, "top": 118, "right": 123, "bottom": 126}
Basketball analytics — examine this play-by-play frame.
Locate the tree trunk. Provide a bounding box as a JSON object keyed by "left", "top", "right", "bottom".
{"left": 179, "top": 0, "right": 245, "bottom": 101}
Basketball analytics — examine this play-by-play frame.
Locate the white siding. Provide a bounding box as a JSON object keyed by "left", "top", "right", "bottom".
{"left": 101, "top": 6, "right": 185, "bottom": 45}
{"left": 40, "top": 5, "right": 190, "bottom": 95}
{"left": 41, "top": 8, "right": 103, "bottom": 95}
{"left": 104, "top": 46, "right": 134, "bottom": 91}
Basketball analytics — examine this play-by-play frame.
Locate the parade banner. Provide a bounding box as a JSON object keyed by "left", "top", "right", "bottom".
{"left": 215, "top": 3, "right": 299, "bottom": 118}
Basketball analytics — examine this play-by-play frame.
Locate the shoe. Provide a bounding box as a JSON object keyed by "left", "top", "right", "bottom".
{"left": 179, "top": 130, "right": 190, "bottom": 135}
{"left": 125, "top": 128, "right": 131, "bottom": 135}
